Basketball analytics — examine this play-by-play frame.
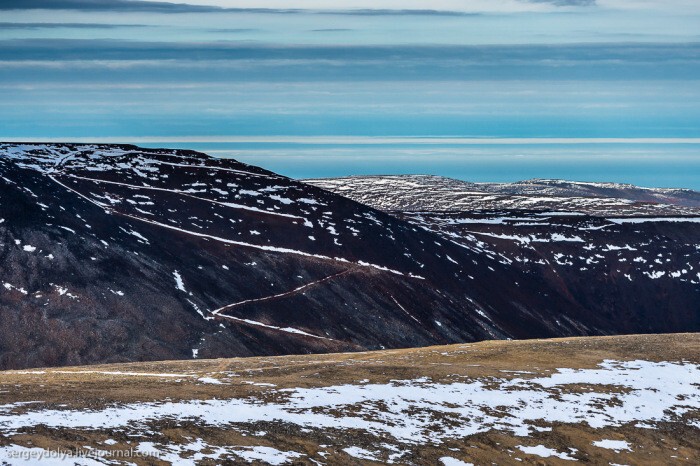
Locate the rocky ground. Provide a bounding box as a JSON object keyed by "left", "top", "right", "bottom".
{"left": 0, "top": 333, "right": 697, "bottom": 465}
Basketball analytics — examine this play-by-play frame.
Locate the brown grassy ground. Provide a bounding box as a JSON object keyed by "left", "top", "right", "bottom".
{"left": 0, "top": 333, "right": 698, "bottom": 465}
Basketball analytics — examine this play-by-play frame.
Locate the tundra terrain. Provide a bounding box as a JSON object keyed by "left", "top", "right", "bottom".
{"left": 0, "top": 333, "right": 698, "bottom": 465}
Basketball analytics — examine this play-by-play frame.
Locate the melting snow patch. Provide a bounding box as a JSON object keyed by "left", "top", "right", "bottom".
{"left": 230, "top": 446, "right": 303, "bottom": 465}
{"left": 0, "top": 360, "right": 697, "bottom": 445}
{"left": 51, "top": 285, "right": 78, "bottom": 299}
{"left": 547, "top": 234, "right": 583, "bottom": 242}
{"left": 3, "top": 283, "right": 28, "bottom": 295}
{"left": 592, "top": 439, "right": 632, "bottom": 452}
{"left": 0, "top": 445, "right": 105, "bottom": 465}
{"left": 269, "top": 195, "right": 293, "bottom": 205}
{"left": 214, "top": 315, "right": 334, "bottom": 341}
{"left": 517, "top": 445, "right": 576, "bottom": 460}
{"left": 173, "top": 271, "right": 186, "bottom": 292}
{"left": 197, "top": 377, "right": 224, "bottom": 385}
{"left": 136, "top": 440, "right": 225, "bottom": 465}
{"left": 644, "top": 270, "right": 666, "bottom": 279}
{"left": 440, "top": 458, "right": 474, "bottom": 466}
{"left": 608, "top": 217, "right": 700, "bottom": 224}
{"left": 119, "top": 227, "right": 149, "bottom": 244}
{"left": 343, "top": 447, "right": 380, "bottom": 461}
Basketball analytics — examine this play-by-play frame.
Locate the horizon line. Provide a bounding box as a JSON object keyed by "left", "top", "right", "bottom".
{"left": 3, "top": 137, "right": 700, "bottom": 145}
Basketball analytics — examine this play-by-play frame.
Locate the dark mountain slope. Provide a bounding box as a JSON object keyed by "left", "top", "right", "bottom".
{"left": 1, "top": 144, "right": 697, "bottom": 370}
{"left": 0, "top": 143, "right": 578, "bottom": 369}
{"left": 304, "top": 176, "right": 700, "bottom": 340}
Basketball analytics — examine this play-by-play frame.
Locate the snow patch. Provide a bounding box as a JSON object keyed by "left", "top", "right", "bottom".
{"left": 173, "top": 271, "right": 186, "bottom": 292}
{"left": 592, "top": 439, "right": 632, "bottom": 452}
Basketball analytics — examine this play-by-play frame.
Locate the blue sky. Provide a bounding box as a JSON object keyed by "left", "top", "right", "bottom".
{"left": 1, "top": 0, "right": 699, "bottom": 187}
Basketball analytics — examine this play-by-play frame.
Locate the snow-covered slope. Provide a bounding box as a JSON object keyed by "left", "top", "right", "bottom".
{"left": 305, "top": 175, "right": 700, "bottom": 215}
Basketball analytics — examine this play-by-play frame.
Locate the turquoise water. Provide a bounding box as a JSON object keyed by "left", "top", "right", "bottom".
{"left": 137, "top": 141, "right": 700, "bottom": 190}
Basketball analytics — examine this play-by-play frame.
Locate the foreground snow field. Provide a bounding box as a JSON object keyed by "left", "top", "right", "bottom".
{"left": 0, "top": 333, "right": 697, "bottom": 465}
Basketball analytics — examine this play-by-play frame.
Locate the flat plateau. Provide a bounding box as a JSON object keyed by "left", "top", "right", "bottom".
{"left": 0, "top": 333, "right": 698, "bottom": 465}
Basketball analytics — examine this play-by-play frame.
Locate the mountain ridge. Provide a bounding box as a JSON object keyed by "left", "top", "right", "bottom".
{"left": 304, "top": 174, "right": 700, "bottom": 214}
{"left": 0, "top": 143, "right": 698, "bottom": 370}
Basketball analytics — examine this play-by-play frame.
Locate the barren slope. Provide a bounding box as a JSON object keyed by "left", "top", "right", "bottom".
{"left": 305, "top": 175, "right": 700, "bottom": 339}
{"left": 2, "top": 144, "right": 698, "bottom": 371}
{"left": 0, "top": 143, "right": 603, "bottom": 369}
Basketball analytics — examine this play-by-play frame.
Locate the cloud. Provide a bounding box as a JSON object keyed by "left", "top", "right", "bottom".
{"left": 0, "top": 1, "right": 483, "bottom": 16}
{"left": 207, "top": 28, "right": 259, "bottom": 33}
{"left": 152, "top": 0, "right": 556, "bottom": 13}
{"left": 1, "top": 38, "right": 696, "bottom": 61}
{"left": 597, "top": 0, "right": 700, "bottom": 12}
{"left": 0, "top": 0, "right": 221, "bottom": 12}
{"left": 8, "top": 0, "right": 697, "bottom": 15}
{"left": 320, "top": 9, "right": 480, "bottom": 16}
{"left": 0, "top": 22, "right": 148, "bottom": 29}
{"left": 311, "top": 29, "right": 354, "bottom": 33}
{"left": 527, "top": 0, "right": 596, "bottom": 6}
{"left": 164, "top": 0, "right": 619, "bottom": 13}
{"left": 0, "top": 0, "right": 590, "bottom": 14}
{"left": 0, "top": 40, "right": 697, "bottom": 84}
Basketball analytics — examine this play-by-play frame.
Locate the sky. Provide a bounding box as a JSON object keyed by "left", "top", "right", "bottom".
{"left": 1, "top": 0, "right": 699, "bottom": 188}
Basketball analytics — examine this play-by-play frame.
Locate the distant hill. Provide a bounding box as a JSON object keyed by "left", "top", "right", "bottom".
{"left": 305, "top": 173, "right": 700, "bottom": 346}
{"left": 305, "top": 174, "right": 700, "bottom": 214}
